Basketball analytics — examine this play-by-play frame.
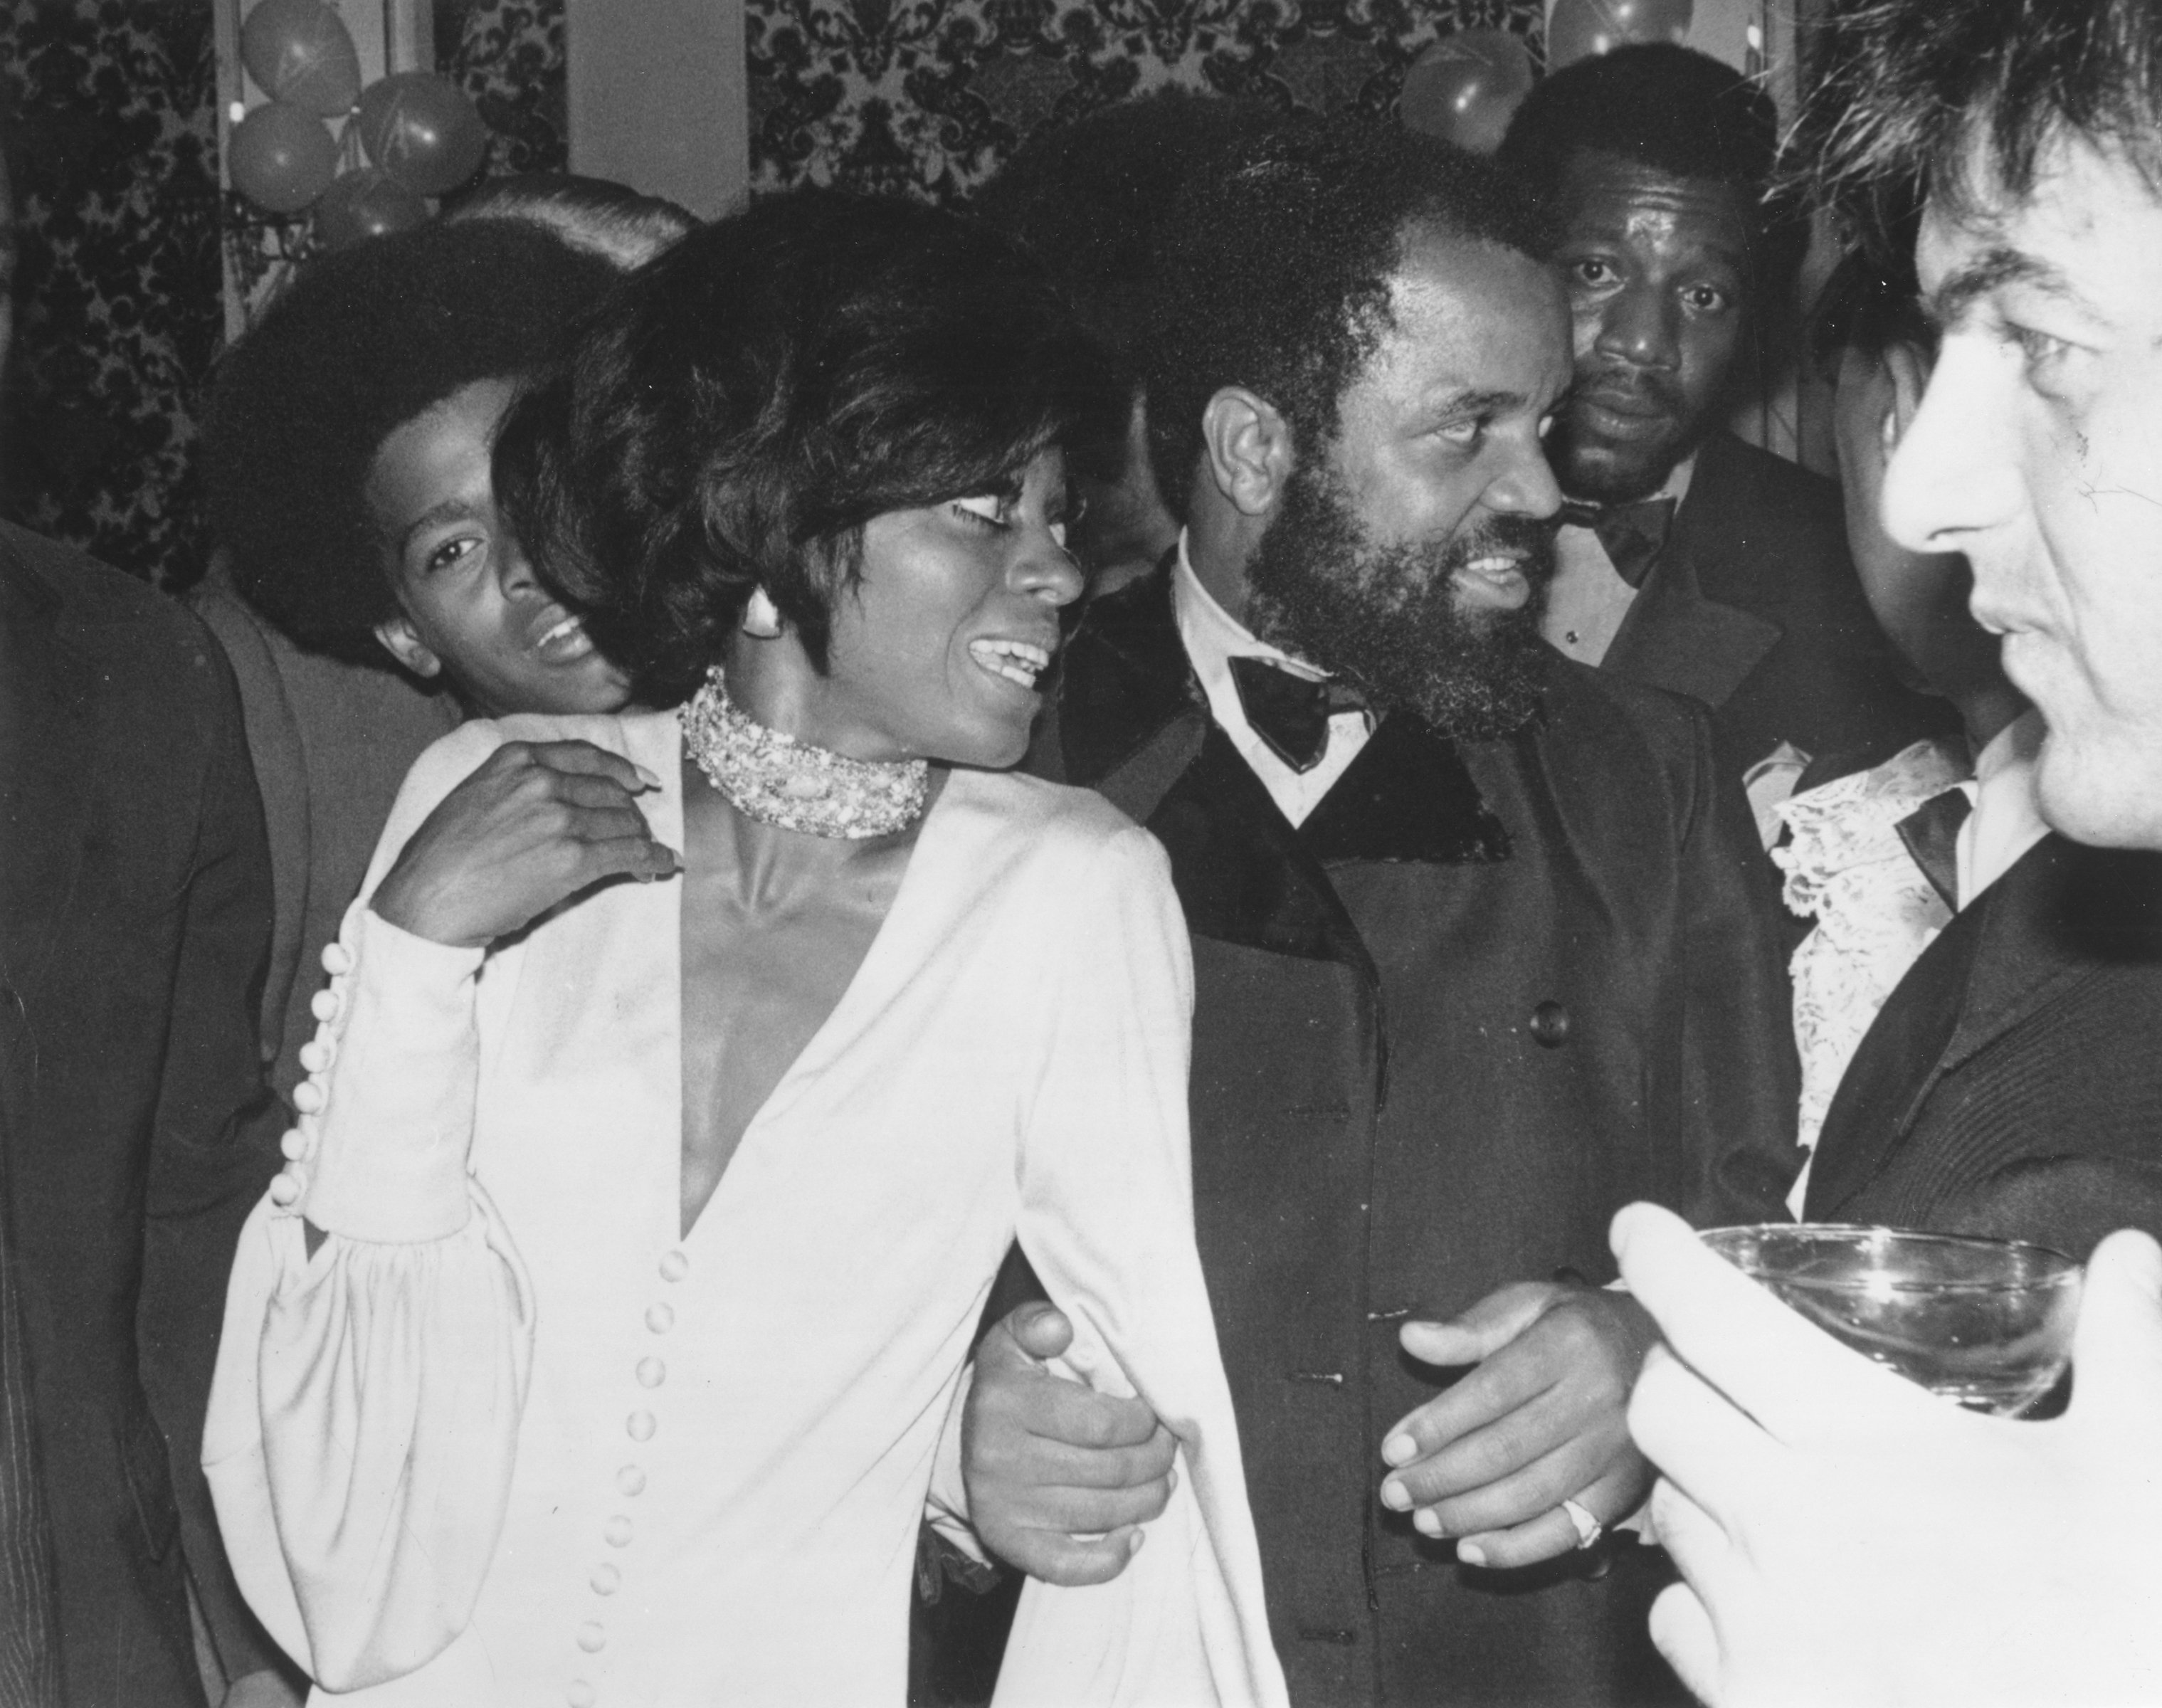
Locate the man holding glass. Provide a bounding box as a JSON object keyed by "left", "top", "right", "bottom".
{"left": 1617, "top": 0, "right": 2162, "bottom": 1702}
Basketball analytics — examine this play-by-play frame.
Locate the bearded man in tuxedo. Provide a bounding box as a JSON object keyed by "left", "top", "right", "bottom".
{"left": 956, "top": 118, "right": 1799, "bottom": 1707}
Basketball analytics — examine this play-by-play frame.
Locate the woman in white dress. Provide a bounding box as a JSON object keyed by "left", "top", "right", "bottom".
{"left": 204, "top": 191, "right": 1287, "bottom": 1708}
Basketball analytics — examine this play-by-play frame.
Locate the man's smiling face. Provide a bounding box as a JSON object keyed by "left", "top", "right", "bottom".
{"left": 1882, "top": 133, "right": 2162, "bottom": 850}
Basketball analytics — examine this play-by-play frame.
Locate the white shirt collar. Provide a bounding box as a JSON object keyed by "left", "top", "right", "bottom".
{"left": 1171, "top": 532, "right": 1374, "bottom": 828}
{"left": 1958, "top": 706, "right": 2050, "bottom": 908}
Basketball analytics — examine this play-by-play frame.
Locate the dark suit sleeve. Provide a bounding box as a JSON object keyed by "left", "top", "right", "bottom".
{"left": 1674, "top": 700, "right": 1803, "bottom": 1225}
{"left": 135, "top": 638, "right": 297, "bottom": 1687}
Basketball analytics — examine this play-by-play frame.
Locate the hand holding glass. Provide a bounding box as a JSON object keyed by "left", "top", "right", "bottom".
{"left": 1697, "top": 1224, "right": 2080, "bottom": 1415}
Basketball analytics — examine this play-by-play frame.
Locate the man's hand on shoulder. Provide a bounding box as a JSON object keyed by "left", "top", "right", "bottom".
{"left": 962, "top": 1302, "right": 1177, "bottom": 1585}
{"left": 1378, "top": 1279, "right": 1660, "bottom": 1569}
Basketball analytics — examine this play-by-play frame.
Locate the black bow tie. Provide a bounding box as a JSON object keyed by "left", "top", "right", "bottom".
{"left": 1896, "top": 786, "right": 1973, "bottom": 910}
{"left": 1228, "top": 654, "right": 1370, "bottom": 774}
{"left": 1556, "top": 496, "right": 1677, "bottom": 589}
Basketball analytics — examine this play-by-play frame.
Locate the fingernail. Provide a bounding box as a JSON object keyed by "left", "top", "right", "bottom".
{"left": 1458, "top": 1541, "right": 1487, "bottom": 1567}
{"left": 1127, "top": 1530, "right": 1145, "bottom": 1556}
{"left": 634, "top": 764, "right": 663, "bottom": 789}
{"left": 1413, "top": 1508, "right": 1443, "bottom": 1538}
{"left": 1381, "top": 1433, "right": 1417, "bottom": 1467}
{"left": 1380, "top": 1476, "right": 1410, "bottom": 1511}
{"left": 1166, "top": 1466, "right": 1179, "bottom": 1494}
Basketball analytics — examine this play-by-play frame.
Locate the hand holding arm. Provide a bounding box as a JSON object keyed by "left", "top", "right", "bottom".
{"left": 1379, "top": 1281, "right": 1659, "bottom": 1569}
{"left": 963, "top": 1301, "right": 1177, "bottom": 1585}
{"left": 1616, "top": 1201, "right": 2162, "bottom": 1708}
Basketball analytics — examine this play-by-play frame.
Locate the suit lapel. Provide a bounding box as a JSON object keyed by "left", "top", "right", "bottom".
{"left": 1601, "top": 433, "right": 1782, "bottom": 713}
{"left": 1937, "top": 838, "right": 2162, "bottom": 1078}
{"left": 1298, "top": 712, "right": 1512, "bottom": 866}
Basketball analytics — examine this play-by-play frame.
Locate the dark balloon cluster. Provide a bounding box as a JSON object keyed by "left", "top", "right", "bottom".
{"left": 226, "top": 0, "right": 488, "bottom": 249}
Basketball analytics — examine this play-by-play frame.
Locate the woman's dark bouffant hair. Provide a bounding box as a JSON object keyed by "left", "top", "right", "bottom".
{"left": 202, "top": 221, "right": 621, "bottom": 661}
{"left": 493, "top": 189, "right": 1122, "bottom": 707}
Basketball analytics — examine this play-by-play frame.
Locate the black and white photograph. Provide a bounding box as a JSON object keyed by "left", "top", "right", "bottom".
{"left": 4, "top": 0, "right": 2162, "bottom": 1703}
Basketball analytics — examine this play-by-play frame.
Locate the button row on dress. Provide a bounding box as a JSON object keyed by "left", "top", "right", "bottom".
{"left": 275, "top": 942, "right": 359, "bottom": 1208}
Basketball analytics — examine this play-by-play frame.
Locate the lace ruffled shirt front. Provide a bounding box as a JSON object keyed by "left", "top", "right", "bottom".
{"left": 1773, "top": 739, "right": 1971, "bottom": 1208}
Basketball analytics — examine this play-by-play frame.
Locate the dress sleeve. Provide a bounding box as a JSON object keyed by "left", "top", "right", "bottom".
{"left": 993, "top": 826, "right": 1288, "bottom": 1708}
{"left": 201, "top": 723, "right": 539, "bottom": 1693}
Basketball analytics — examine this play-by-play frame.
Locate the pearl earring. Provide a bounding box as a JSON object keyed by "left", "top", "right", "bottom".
{"left": 742, "top": 586, "right": 782, "bottom": 638}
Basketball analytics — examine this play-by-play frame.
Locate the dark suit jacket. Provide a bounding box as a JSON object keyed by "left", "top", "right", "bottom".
{"left": 1035, "top": 564, "right": 1800, "bottom": 1707}
{"left": 1603, "top": 430, "right": 1955, "bottom": 784}
{"left": 0, "top": 525, "right": 286, "bottom": 1704}
{"left": 1804, "top": 832, "right": 2162, "bottom": 1249}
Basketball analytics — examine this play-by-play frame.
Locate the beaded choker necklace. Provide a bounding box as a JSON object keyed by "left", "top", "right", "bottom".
{"left": 680, "top": 667, "right": 929, "bottom": 840}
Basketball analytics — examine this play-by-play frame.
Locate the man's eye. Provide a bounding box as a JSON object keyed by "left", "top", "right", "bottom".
{"left": 1684, "top": 285, "right": 1731, "bottom": 313}
{"left": 1571, "top": 258, "right": 1616, "bottom": 288}
{"left": 1437, "top": 418, "right": 1485, "bottom": 448}
{"left": 422, "top": 537, "right": 482, "bottom": 574}
{"left": 2009, "top": 324, "right": 2073, "bottom": 382}
{"left": 951, "top": 495, "right": 1010, "bottom": 530}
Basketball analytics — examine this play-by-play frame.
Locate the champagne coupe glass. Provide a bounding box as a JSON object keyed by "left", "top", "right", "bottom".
{"left": 1697, "top": 1223, "right": 2082, "bottom": 1416}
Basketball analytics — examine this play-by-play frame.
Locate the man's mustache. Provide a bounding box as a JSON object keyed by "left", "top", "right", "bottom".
{"left": 1446, "top": 515, "right": 1559, "bottom": 584}
{"left": 1571, "top": 366, "right": 1686, "bottom": 418}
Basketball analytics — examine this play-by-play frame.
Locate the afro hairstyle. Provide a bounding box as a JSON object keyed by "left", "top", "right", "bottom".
{"left": 202, "top": 218, "right": 620, "bottom": 662}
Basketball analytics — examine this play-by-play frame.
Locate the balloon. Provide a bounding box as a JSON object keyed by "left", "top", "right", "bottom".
{"left": 240, "top": 0, "right": 363, "bottom": 117}
{"left": 312, "top": 168, "right": 431, "bottom": 249}
{"left": 1399, "top": 29, "right": 1535, "bottom": 154}
{"left": 228, "top": 101, "right": 339, "bottom": 215}
{"left": 1546, "top": 0, "right": 1694, "bottom": 67}
{"left": 357, "top": 72, "right": 489, "bottom": 197}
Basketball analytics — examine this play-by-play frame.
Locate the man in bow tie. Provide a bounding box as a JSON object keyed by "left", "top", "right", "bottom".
{"left": 959, "top": 117, "right": 1798, "bottom": 1708}
{"left": 1497, "top": 45, "right": 1947, "bottom": 841}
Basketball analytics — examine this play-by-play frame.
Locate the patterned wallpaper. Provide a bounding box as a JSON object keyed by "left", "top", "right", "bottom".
{"left": 440, "top": 0, "right": 569, "bottom": 178}
{"left": 748, "top": 0, "right": 1544, "bottom": 203}
{"left": 1, "top": 3, "right": 223, "bottom": 587}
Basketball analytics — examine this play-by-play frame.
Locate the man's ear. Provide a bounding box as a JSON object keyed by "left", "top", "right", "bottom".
{"left": 1200, "top": 387, "right": 1293, "bottom": 518}
{"left": 373, "top": 613, "right": 444, "bottom": 682}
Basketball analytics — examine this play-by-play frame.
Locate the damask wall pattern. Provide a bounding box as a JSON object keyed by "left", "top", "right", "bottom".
{"left": 440, "top": 0, "right": 569, "bottom": 177}
{"left": 1, "top": 3, "right": 222, "bottom": 587}
{"left": 748, "top": 0, "right": 1544, "bottom": 203}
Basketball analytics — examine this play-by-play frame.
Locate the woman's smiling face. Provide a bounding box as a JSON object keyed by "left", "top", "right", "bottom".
{"left": 367, "top": 376, "right": 633, "bottom": 718}
{"left": 806, "top": 447, "right": 1085, "bottom": 771}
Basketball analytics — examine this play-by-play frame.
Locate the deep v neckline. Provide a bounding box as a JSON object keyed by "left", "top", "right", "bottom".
{"left": 673, "top": 749, "right": 958, "bottom": 1243}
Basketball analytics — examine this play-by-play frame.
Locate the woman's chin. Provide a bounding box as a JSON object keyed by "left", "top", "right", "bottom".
{"left": 931, "top": 717, "right": 1035, "bottom": 774}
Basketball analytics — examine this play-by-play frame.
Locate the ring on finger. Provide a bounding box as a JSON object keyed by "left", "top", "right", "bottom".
{"left": 1559, "top": 1497, "right": 1603, "bottom": 1551}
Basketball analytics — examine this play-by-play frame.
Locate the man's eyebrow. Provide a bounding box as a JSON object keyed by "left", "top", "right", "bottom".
{"left": 1436, "top": 388, "right": 1526, "bottom": 416}
{"left": 396, "top": 497, "right": 487, "bottom": 552}
{"left": 1924, "top": 246, "right": 2097, "bottom": 330}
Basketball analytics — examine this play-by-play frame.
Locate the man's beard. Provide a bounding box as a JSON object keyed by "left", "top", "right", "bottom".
{"left": 1243, "top": 462, "right": 1556, "bottom": 742}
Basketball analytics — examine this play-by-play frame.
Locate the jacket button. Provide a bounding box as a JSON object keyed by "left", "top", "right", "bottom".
{"left": 1529, "top": 1001, "right": 1571, "bottom": 1048}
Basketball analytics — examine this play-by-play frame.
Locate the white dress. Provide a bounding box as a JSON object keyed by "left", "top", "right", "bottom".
{"left": 203, "top": 710, "right": 1287, "bottom": 1708}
